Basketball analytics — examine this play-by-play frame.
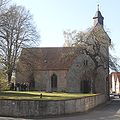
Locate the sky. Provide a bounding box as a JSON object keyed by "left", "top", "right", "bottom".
{"left": 12, "top": 0, "right": 120, "bottom": 59}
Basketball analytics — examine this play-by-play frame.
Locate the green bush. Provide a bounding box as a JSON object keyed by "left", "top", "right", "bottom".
{"left": 0, "top": 78, "right": 10, "bottom": 91}
{"left": 0, "top": 71, "right": 10, "bottom": 91}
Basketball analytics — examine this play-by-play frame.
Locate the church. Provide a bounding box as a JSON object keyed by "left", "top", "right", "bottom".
{"left": 16, "top": 6, "right": 111, "bottom": 94}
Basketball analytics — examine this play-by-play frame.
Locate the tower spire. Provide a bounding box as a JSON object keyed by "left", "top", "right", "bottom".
{"left": 97, "top": 4, "right": 99, "bottom": 11}
{"left": 93, "top": 4, "right": 104, "bottom": 26}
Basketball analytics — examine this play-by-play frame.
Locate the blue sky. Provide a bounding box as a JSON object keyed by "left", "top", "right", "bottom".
{"left": 12, "top": 0, "right": 120, "bottom": 58}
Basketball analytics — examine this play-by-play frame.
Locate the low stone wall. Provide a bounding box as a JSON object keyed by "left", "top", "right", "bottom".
{"left": 0, "top": 94, "right": 106, "bottom": 118}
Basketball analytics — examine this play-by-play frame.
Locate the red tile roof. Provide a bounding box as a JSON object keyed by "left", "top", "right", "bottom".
{"left": 19, "top": 47, "right": 78, "bottom": 70}
{"left": 110, "top": 72, "right": 120, "bottom": 81}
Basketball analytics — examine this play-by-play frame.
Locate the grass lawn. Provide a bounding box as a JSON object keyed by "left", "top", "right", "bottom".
{"left": 0, "top": 91, "right": 96, "bottom": 100}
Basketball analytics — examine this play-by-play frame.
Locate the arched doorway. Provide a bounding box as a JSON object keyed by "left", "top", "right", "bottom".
{"left": 51, "top": 74, "right": 57, "bottom": 92}
{"left": 81, "top": 80, "right": 91, "bottom": 93}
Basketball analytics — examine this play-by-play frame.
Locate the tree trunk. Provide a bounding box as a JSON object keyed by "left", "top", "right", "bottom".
{"left": 91, "top": 69, "right": 97, "bottom": 94}
{"left": 8, "top": 72, "right": 12, "bottom": 83}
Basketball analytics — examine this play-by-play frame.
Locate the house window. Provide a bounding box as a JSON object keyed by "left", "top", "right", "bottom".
{"left": 51, "top": 74, "right": 57, "bottom": 92}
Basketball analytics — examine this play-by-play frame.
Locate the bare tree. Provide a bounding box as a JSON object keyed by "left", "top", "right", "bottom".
{"left": 0, "top": 0, "right": 10, "bottom": 8}
{"left": 0, "top": 5, "right": 40, "bottom": 83}
{"left": 63, "top": 25, "right": 119, "bottom": 93}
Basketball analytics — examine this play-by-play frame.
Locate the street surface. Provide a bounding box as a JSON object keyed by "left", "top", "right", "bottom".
{"left": 0, "top": 98, "right": 120, "bottom": 120}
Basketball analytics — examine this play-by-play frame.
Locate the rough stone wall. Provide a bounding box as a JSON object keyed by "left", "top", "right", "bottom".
{"left": 34, "top": 70, "right": 68, "bottom": 92}
{"left": 66, "top": 53, "right": 109, "bottom": 94}
{"left": 95, "top": 43, "right": 109, "bottom": 95}
{"left": 95, "top": 67, "right": 108, "bottom": 94}
{"left": 0, "top": 94, "right": 106, "bottom": 118}
{"left": 66, "top": 54, "right": 95, "bottom": 93}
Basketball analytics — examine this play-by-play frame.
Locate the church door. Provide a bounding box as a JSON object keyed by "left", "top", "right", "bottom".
{"left": 81, "top": 80, "right": 91, "bottom": 93}
{"left": 51, "top": 74, "right": 57, "bottom": 92}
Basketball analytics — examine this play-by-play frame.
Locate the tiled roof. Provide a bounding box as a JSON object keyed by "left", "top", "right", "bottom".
{"left": 110, "top": 72, "right": 120, "bottom": 81}
{"left": 19, "top": 47, "right": 77, "bottom": 70}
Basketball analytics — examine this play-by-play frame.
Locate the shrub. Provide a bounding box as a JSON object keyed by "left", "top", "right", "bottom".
{"left": 0, "top": 78, "right": 10, "bottom": 91}
{"left": 0, "top": 71, "right": 10, "bottom": 91}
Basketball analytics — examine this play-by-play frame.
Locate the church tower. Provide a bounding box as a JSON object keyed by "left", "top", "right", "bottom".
{"left": 93, "top": 5, "right": 104, "bottom": 26}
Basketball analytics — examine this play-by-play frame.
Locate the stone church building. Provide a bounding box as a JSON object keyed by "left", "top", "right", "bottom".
{"left": 16, "top": 7, "right": 111, "bottom": 94}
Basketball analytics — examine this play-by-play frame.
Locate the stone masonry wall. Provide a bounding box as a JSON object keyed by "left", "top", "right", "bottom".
{"left": 34, "top": 70, "right": 68, "bottom": 92}
{"left": 66, "top": 54, "right": 95, "bottom": 93}
{"left": 0, "top": 94, "right": 106, "bottom": 118}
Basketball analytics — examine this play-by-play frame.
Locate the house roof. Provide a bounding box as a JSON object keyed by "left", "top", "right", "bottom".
{"left": 110, "top": 72, "right": 120, "bottom": 81}
{"left": 19, "top": 47, "right": 78, "bottom": 70}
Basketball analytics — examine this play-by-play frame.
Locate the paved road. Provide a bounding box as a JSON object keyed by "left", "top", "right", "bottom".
{"left": 0, "top": 98, "right": 120, "bottom": 120}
